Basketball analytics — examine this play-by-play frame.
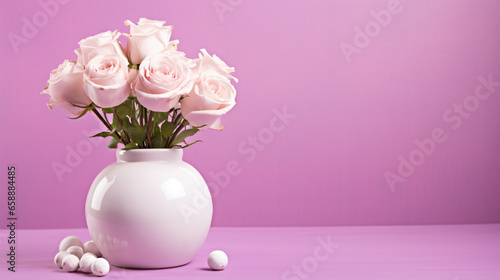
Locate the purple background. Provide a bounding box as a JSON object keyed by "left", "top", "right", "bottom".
{"left": 1, "top": 0, "right": 500, "bottom": 229}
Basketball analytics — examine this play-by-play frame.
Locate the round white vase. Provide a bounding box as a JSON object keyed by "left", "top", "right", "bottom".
{"left": 85, "top": 149, "right": 213, "bottom": 268}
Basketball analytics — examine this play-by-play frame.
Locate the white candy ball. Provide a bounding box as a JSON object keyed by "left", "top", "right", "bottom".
{"left": 59, "top": 236, "right": 83, "bottom": 252}
{"left": 207, "top": 250, "right": 228, "bottom": 271}
{"left": 54, "top": 251, "right": 70, "bottom": 269}
{"left": 62, "top": 254, "right": 80, "bottom": 272}
{"left": 91, "top": 258, "right": 110, "bottom": 276}
{"left": 66, "top": 245, "right": 84, "bottom": 259}
{"left": 82, "top": 252, "right": 97, "bottom": 258}
{"left": 79, "top": 253, "right": 97, "bottom": 273}
{"left": 84, "top": 241, "right": 102, "bottom": 257}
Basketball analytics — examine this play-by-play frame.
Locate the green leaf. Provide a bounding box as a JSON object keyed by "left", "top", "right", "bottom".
{"left": 126, "top": 126, "right": 147, "bottom": 144}
{"left": 151, "top": 134, "right": 165, "bottom": 148}
{"left": 160, "top": 122, "right": 175, "bottom": 139}
{"left": 69, "top": 105, "right": 93, "bottom": 119}
{"left": 181, "top": 140, "right": 202, "bottom": 148}
{"left": 107, "top": 137, "right": 119, "bottom": 149}
{"left": 154, "top": 112, "right": 169, "bottom": 124}
{"left": 171, "top": 128, "right": 199, "bottom": 145}
{"left": 102, "top": 108, "right": 113, "bottom": 114}
{"left": 116, "top": 102, "right": 130, "bottom": 119}
{"left": 174, "top": 115, "right": 183, "bottom": 126}
{"left": 91, "top": 131, "right": 113, "bottom": 138}
{"left": 123, "top": 142, "right": 139, "bottom": 150}
{"left": 120, "top": 130, "right": 129, "bottom": 141}
{"left": 193, "top": 124, "right": 207, "bottom": 129}
{"left": 152, "top": 124, "right": 161, "bottom": 138}
{"left": 112, "top": 113, "right": 120, "bottom": 130}
{"left": 130, "top": 115, "right": 139, "bottom": 127}
{"left": 121, "top": 116, "right": 133, "bottom": 129}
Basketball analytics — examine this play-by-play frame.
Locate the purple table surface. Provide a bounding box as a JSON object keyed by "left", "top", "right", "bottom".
{"left": 1, "top": 224, "right": 500, "bottom": 280}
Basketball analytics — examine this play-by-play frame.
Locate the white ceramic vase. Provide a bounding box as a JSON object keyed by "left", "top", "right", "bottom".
{"left": 85, "top": 149, "right": 213, "bottom": 268}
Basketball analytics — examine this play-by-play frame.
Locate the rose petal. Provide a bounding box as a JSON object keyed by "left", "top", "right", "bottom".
{"left": 84, "top": 79, "right": 130, "bottom": 108}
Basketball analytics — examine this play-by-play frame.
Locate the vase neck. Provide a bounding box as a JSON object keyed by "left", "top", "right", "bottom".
{"left": 116, "top": 149, "right": 183, "bottom": 162}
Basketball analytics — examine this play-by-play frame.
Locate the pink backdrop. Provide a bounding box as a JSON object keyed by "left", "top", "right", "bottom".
{"left": 1, "top": 0, "right": 499, "bottom": 229}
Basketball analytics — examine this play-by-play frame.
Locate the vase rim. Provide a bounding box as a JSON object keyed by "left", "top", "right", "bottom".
{"left": 116, "top": 148, "right": 183, "bottom": 162}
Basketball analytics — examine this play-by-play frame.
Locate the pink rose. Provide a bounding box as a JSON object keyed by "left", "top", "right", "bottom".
{"left": 42, "top": 60, "right": 92, "bottom": 116}
{"left": 124, "top": 18, "right": 174, "bottom": 65}
{"left": 83, "top": 54, "right": 130, "bottom": 108}
{"left": 134, "top": 51, "right": 194, "bottom": 112}
{"left": 192, "top": 49, "right": 238, "bottom": 82}
{"left": 75, "top": 30, "right": 125, "bottom": 68}
{"left": 181, "top": 50, "right": 237, "bottom": 130}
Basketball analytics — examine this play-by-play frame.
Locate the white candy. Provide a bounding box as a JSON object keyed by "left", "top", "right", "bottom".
{"left": 59, "top": 236, "right": 83, "bottom": 252}
{"left": 91, "top": 258, "right": 110, "bottom": 276}
{"left": 79, "top": 253, "right": 97, "bottom": 273}
{"left": 66, "top": 245, "right": 84, "bottom": 259}
{"left": 82, "top": 252, "right": 97, "bottom": 258}
{"left": 84, "top": 240, "right": 102, "bottom": 257}
{"left": 62, "top": 254, "right": 80, "bottom": 272}
{"left": 54, "top": 251, "right": 70, "bottom": 269}
{"left": 207, "top": 250, "right": 228, "bottom": 270}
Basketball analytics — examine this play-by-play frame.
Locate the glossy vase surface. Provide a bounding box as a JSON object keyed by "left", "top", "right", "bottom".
{"left": 85, "top": 149, "right": 213, "bottom": 268}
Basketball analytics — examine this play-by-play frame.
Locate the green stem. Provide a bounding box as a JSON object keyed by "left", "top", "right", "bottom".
{"left": 92, "top": 108, "right": 112, "bottom": 130}
{"left": 139, "top": 105, "right": 144, "bottom": 127}
{"left": 103, "top": 112, "right": 110, "bottom": 125}
{"left": 169, "top": 125, "right": 185, "bottom": 148}
{"left": 112, "top": 108, "right": 131, "bottom": 145}
{"left": 146, "top": 111, "right": 154, "bottom": 147}
{"left": 172, "top": 110, "right": 177, "bottom": 123}
{"left": 166, "top": 115, "right": 185, "bottom": 148}
{"left": 92, "top": 108, "right": 125, "bottom": 145}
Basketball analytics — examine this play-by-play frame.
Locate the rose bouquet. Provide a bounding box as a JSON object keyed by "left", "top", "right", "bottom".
{"left": 42, "top": 18, "right": 237, "bottom": 149}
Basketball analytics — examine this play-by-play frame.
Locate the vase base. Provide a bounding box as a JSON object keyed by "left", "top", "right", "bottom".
{"left": 111, "top": 261, "right": 191, "bottom": 270}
